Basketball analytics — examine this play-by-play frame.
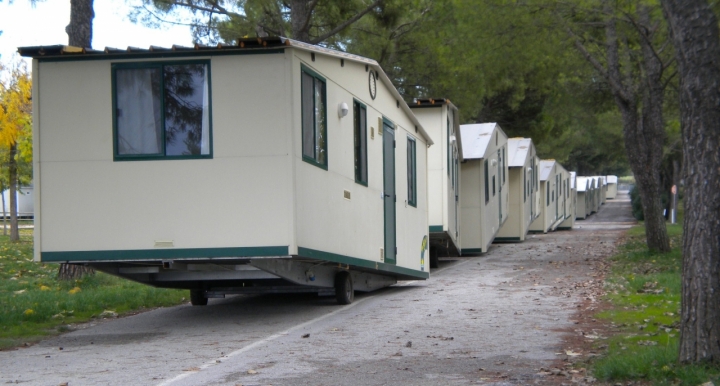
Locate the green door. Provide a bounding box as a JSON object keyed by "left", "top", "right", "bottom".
{"left": 382, "top": 121, "right": 396, "bottom": 264}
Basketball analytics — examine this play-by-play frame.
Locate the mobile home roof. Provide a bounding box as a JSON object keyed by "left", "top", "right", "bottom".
{"left": 539, "top": 160, "right": 556, "bottom": 181}
{"left": 18, "top": 37, "right": 433, "bottom": 145}
{"left": 459, "top": 123, "right": 503, "bottom": 160}
{"left": 507, "top": 138, "right": 533, "bottom": 167}
{"left": 607, "top": 175, "right": 618, "bottom": 184}
{"left": 577, "top": 177, "right": 590, "bottom": 192}
{"left": 570, "top": 171, "right": 577, "bottom": 189}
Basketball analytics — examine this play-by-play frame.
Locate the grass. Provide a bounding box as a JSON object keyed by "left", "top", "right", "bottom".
{"left": 0, "top": 229, "right": 188, "bottom": 349}
{"left": 591, "top": 215, "right": 720, "bottom": 385}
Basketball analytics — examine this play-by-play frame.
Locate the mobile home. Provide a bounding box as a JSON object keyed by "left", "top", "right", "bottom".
{"left": 576, "top": 177, "right": 590, "bottom": 219}
{"left": 459, "top": 123, "right": 509, "bottom": 254}
{"left": 1, "top": 185, "right": 34, "bottom": 218}
{"left": 529, "top": 160, "right": 564, "bottom": 233}
{"left": 558, "top": 170, "right": 576, "bottom": 230}
{"left": 606, "top": 175, "right": 618, "bottom": 199}
{"left": 496, "top": 138, "right": 538, "bottom": 242}
{"left": 410, "top": 99, "right": 461, "bottom": 267}
{"left": 21, "top": 38, "right": 434, "bottom": 305}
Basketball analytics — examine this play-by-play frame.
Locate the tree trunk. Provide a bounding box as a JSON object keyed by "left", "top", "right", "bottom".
{"left": 290, "top": 0, "right": 312, "bottom": 43}
{"left": 66, "top": 0, "right": 94, "bottom": 47}
{"left": 602, "top": 5, "right": 670, "bottom": 252}
{"left": 662, "top": 0, "right": 720, "bottom": 364}
{"left": 8, "top": 144, "right": 19, "bottom": 242}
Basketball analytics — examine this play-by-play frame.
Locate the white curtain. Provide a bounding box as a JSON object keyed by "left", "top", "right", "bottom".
{"left": 116, "top": 69, "right": 161, "bottom": 155}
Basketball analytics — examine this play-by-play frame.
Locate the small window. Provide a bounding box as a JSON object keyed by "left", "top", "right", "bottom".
{"left": 353, "top": 101, "right": 368, "bottom": 185}
{"left": 492, "top": 175, "right": 496, "bottom": 196}
{"left": 546, "top": 183, "right": 550, "bottom": 206}
{"left": 301, "top": 66, "right": 327, "bottom": 169}
{"left": 447, "top": 117, "right": 451, "bottom": 177}
{"left": 502, "top": 147, "right": 506, "bottom": 184}
{"left": 523, "top": 170, "right": 527, "bottom": 203}
{"left": 407, "top": 137, "right": 417, "bottom": 207}
{"left": 113, "top": 61, "right": 212, "bottom": 160}
{"left": 484, "top": 160, "right": 489, "bottom": 204}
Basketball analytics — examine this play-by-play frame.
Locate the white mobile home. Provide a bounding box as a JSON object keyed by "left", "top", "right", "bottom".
{"left": 410, "top": 99, "right": 461, "bottom": 267}
{"left": 21, "top": 38, "right": 434, "bottom": 305}
{"left": 496, "top": 138, "right": 538, "bottom": 242}
{"left": 576, "top": 177, "right": 590, "bottom": 219}
{"left": 558, "top": 170, "right": 576, "bottom": 230}
{"left": 529, "top": 160, "right": 564, "bottom": 233}
{"left": 1, "top": 185, "right": 34, "bottom": 218}
{"left": 459, "top": 123, "right": 509, "bottom": 254}
{"left": 606, "top": 175, "right": 618, "bottom": 199}
{"left": 590, "top": 176, "right": 602, "bottom": 212}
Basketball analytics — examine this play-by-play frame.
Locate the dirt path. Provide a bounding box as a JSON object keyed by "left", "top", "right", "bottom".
{"left": 0, "top": 193, "right": 634, "bottom": 386}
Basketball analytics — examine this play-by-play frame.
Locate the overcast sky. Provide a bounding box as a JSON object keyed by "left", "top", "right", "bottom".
{"left": 0, "top": 0, "right": 194, "bottom": 65}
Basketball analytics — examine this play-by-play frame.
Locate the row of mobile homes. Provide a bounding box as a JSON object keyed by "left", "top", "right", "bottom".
{"left": 459, "top": 123, "right": 509, "bottom": 254}
{"left": 1, "top": 185, "right": 34, "bottom": 218}
{"left": 529, "top": 160, "right": 562, "bottom": 233}
{"left": 410, "top": 99, "right": 461, "bottom": 268}
{"left": 606, "top": 175, "right": 618, "bottom": 199}
{"left": 21, "top": 38, "right": 434, "bottom": 305}
{"left": 558, "top": 170, "right": 576, "bottom": 230}
{"left": 496, "top": 138, "right": 538, "bottom": 242}
{"left": 576, "top": 177, "right": 590, "bottom": 219}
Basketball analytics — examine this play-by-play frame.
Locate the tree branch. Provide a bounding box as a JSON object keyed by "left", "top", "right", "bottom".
{"left": 310, "top": 0, "right": 383, "bottom": 44}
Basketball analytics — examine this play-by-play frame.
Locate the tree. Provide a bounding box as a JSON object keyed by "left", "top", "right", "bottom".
{"left": 0, "top": 61, "right": 32, "bottom": 242}
{"left": 661, "top": 0, "right": 720, "bottom": 364}
{"left": 559, "top": 1, "right": 671, "bottom": 252}
{"left": 66, "top": 0, "right": 94, "bottom": 47}
{"left": 134, "top": 0, "right": 384, "bottom": 44}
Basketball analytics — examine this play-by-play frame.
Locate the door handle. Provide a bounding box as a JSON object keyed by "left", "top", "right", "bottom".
{"left": 382, "top": 192, "right": 390, "bottom": 199}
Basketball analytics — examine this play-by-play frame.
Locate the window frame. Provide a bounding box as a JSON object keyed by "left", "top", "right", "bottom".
{"left": 111, "top": 60, "right": 213, "bottom": 161}
{"left": 484, "top": 160, "right": 490, "bottom": 204}
{"left": 407, "top": 136, "right": 417, "bottom": 207}
{"left": 300, "top": 64, "right": 328, "bottom": 170}
{"left": 353, "top": 99, "right": 368, "bottom": 186}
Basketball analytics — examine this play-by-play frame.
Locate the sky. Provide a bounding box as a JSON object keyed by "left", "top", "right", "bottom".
{"left": 0, "top": 0, "right": 194, "bottom": 65}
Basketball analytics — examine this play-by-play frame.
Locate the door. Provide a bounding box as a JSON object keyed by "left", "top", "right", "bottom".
{"left": 382, "top": 121, "right": 396, "bottom": 264}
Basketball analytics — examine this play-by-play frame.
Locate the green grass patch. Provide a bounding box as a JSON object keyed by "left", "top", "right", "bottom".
{"left": 0, "top": 230, "right": 188, "bottom": 349}
{"left": 592, "top": 220, "right": 720, "bottom": 385}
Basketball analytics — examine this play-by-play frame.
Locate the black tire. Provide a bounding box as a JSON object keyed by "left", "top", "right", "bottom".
{"left": 429, "top": 248, "right": 440, "bottom": 269}
{"left": 190, "top": 289, "right": 208, "bottom": 306}
{"left": 334, "top": 271, "right": 354, "bottom": 305}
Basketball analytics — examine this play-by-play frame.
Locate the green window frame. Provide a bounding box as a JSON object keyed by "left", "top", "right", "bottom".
{"left": 112, "top": 60, "right": 213, "bottom": 161}
{"left": 301, "top": 65, "right": 328, "bottom": 169}
{"left": 354, "top": 100, "right": 368, "bottom": 185}
{"left": 547, "top": 182, "right": 550, "bottom": 206}
{"left": 523, "top": 169, "right": 527, "bottom": 203}
{"left": 407, "top": 136, "right": 417, "bottom": 207}
{"left": 484, "top": 160, "right": 490, "bottom": 204}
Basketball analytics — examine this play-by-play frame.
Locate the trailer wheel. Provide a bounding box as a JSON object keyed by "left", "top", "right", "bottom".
{"left": 190, "top": 290, "right": 208, "bottom": 306}
{"left": 429, "top": 248, "right": 440, "bottom": 269}
{"left": 334, "top": 271, "right": 354, "bottom": 305}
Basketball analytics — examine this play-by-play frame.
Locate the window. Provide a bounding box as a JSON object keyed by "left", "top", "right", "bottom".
{"left": 354, "top": 101, "right": 367, "bottom": 185}
{"left": 447, "top": 117, "right": 451, "bottom": 177}
{"left": 301, "top": 66, "right": 327, "bottom": 169}
{"left": 523, "top": 169, "right": 527, "bottom": 203}
{"left": 547, "top": 182, "right": 550, "bottom": 206}
{"left": 484, "top": 160, "right": 489, "bottom": 204}
{"left": 407, "top": 137, "right": 417, "bottom": 207}
{"left": 492, "top": 175, "right": 496, "bottom": 196}
{"left": 502, "top": 147, "right": 506, "bottom": 184}
{"left": 113, "top": 61, "right": 212, "bottom": 160}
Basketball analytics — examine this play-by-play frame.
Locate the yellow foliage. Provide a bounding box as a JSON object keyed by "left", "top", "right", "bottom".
{"left": 0, "top": 61, "right": 32, "bottom": 149}
{"left": 68, "top": 287, "right": 81, "bottom": 295}
{"left": 23, "top": 309, "right": 34, "bottom": 315}
{"left": 39, "top": 285, "right": 50, "bottom": 291}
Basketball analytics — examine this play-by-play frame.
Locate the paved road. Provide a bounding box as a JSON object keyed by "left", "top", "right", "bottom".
{"left": 0, "top": 193, "right": 634, "bottom": 386}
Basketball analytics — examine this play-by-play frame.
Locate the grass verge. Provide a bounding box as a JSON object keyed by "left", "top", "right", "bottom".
{"left": 591, "top": 221, "right": 720, "bottom": 385}
{"left": 0, "top": 229, "right": 188, "bottom": 350}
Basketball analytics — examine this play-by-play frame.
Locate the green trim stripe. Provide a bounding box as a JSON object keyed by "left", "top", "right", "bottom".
{"left": 461, "top": 248, "right": 484, "bottom": 254}
{"left": 297, "top": 247, "right": 429, "bottom": 280}
{"left": 429, "top": 225, "right": 444, "bottom": 233}
{"left": 35, "top": 49, "right": 286, "bottom": 63}
{"left": 42, "top": 246, "right": 289, "bottom": 262}
{"left": 494, "top": 237, "right": 521, "bottom": 242}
